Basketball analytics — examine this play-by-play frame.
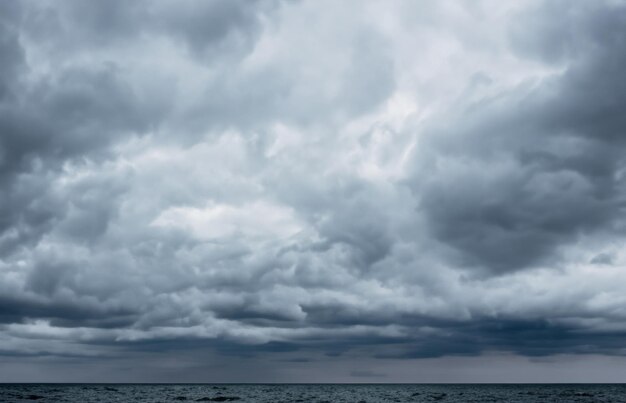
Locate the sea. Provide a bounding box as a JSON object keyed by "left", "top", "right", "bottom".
{"left": 1, "top": 383, "right": 625, "bottom": 402}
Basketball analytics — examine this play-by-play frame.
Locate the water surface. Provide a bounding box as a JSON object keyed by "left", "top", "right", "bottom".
{"left": 1, "top": 383, "right": 624, "bottom": 402}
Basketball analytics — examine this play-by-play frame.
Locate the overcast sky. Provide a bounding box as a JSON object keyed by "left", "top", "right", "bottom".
{"left": 2, "top": 0, "right": 626, "bottom": 383}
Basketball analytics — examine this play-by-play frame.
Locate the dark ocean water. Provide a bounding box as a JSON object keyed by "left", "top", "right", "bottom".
{"left": 1, "top": 384, "right": 625, "bottom": 403}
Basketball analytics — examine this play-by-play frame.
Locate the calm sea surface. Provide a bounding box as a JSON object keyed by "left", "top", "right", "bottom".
{"left": 1, "top": 384, "right": 625, "bottom": 402}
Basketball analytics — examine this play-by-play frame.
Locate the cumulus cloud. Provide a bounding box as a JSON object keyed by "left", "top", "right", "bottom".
{"left": 2, "top": 0, "right": 626, "bottom": 381}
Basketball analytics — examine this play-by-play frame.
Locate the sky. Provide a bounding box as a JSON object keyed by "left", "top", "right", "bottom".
{"left": 1, "top": 0, "right": 626, "bottom": 383}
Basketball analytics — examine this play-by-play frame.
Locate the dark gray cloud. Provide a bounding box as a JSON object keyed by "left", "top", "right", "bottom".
{"left": 412, "top": 0, "right": 626, "bottom": 273}
{"left": 1, "top": 0, "right": 626, "bottom": 382}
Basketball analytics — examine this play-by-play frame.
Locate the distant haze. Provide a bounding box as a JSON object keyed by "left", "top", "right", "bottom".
{"left": 1, "top": 0, "right": 626, "bottom": 382}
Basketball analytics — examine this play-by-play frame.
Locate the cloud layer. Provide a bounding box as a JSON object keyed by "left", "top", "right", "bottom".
{"left": 2, "top": 0, "right": 626, "bottom": 381}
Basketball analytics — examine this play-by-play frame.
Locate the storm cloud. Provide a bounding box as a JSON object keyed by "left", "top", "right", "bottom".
{"left": 2, "top": 0, "right": 626, "bottom": 382}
